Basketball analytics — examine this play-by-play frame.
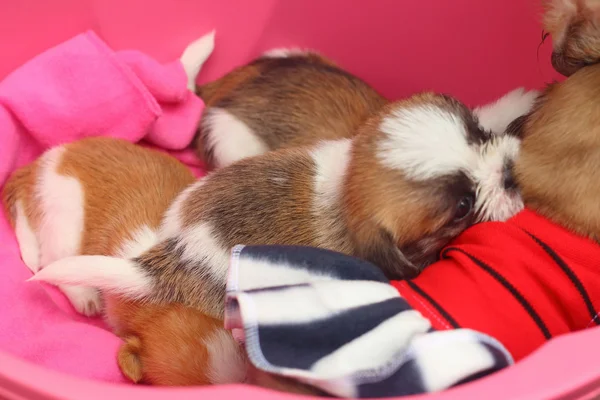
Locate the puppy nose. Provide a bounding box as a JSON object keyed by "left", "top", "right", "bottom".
{"left": 503, "top": 164, "right": 517, "bottom": 190}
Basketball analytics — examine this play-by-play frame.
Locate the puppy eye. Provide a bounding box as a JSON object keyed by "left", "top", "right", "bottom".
{"left": 453, "top": 195, "right": 474, "bottom": 222}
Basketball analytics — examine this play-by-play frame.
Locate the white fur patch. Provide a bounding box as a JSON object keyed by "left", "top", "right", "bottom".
{"left": 116, "top": 225, "right": 159, "bottom": 259}
{"left": 36, "top": 146, "right": 84, "bottom": 265}
{"left": 159, "top": 179, "right": 205, "bottom": 241}
{"left": 180, "top": 30, "right": 216, "bottom": 91}
{"left": 309, "top": 139, "right": 352, "bottom": 247}
{"left": 205, "top": 329, "right": 247, "bottom": 384}
{"left": 34, "top": 147, "right": 98, "bottom": 316}
{"left": 474, "top": 135, "right": 524, "bottom": 222}
{"left": 178, "top": 222, "right": 231, "bottom": 284}
{"left": 59, "top": 285, "right": 101, "bottom": 317}
{"left": 474, "top": 88, "right": 539, "bottom": 135}
{"left": 377, "top": 106, "right": 476, "bottom": 180}
{"left": 14, "top": 200, "right": 40, "bottom": 273}
{"left": 261, "top": 47, "right": 313, "bottom": 58}
{"left": 201, "top": 108, "right": 269, "bottom": 168}
{"left": 30, "top": 255, "right": 153, "bottom": 299}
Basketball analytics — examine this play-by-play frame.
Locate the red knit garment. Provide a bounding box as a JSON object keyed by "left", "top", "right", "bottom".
{"left": 392, "top": 209, "right": 600, "bottom": 361}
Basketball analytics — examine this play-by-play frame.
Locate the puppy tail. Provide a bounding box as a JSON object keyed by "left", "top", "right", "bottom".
{"left": 474, "top": 88, "right": 540, "bottom": 135}
{"left": 180, "top": 30, "right": 216, "bottom": 91}
{"left": 2, "top": 164, "right": 34, "bottom": 227}
{"left": 29, "top": 255, "right": 153, "bottom": 298}
{"left": 30, "top": 246, "right": 225, "bottom": 317}
{"left": 118, "top": 336, "right": 144, "bottom": 383}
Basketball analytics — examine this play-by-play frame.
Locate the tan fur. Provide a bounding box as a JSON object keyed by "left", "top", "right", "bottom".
{"left": 1, "top": 162, "right": 40, "bottom": 230}
{"left": 112, "top": 301, "right": 243, "bottom": 386}
{"left": 55, "top": 138, "right": 194, "bottom": 256}
{"left": 543, "top": 0, "right": 600, "bottom": 75}
{"left": 196, "top": 51, "right": 387, "bottom": 168}
{"left": 3, "top": 137, "right": 245, "bottom": 386}
{"left": 515, "top": 63, "right": 600, "bottom": 241}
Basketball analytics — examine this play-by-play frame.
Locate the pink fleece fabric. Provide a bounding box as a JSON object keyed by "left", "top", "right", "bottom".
{"left": 0, "top": 31, "right": 206, "bottom": 383}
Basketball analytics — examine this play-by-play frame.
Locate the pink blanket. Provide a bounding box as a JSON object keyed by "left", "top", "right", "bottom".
{"left": 0, "top": 31, "right": 208, "bottom": 383}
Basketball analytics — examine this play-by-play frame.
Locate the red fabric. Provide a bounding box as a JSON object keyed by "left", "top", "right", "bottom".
{"left": 392, "top": 209, "right": 600, "bottom": 362}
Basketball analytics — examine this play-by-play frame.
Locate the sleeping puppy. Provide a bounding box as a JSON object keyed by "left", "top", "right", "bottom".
{"left": 472, "top": 87, "right": 539, "bottom": 221}
{"left": 1, "top": 137, "right": 246, "bottom": 385}
{"left": 195, "top": 49, "right": 387, "bottom": 169}
{"left": 32, "top": 92, "right": 489, "bottom": 320}
{"left": 195, "top": 47, "right": 536, "bottom": 222}
{"left": 393, "top": 6, "right": 600, "bottom": 362}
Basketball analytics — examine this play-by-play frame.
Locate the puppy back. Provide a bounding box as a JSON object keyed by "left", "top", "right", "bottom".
{"left": 57, "top": 137, "right": 196, "bottom": 255}
{"left": 515, "top": 64, "right": 600, "bottom": 239}
{"left": 196, "top": 52, "right": 387, "bottom": 167}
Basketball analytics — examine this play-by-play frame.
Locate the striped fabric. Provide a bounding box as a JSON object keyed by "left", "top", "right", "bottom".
{"left": 224, "top": 245, "right": 513, "bottom": 398}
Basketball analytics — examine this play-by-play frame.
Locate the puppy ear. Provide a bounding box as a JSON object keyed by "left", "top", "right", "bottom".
{"left": 505, "top": 114, "right": 529, "bottom": 138}
{"left": 543, "top": 0, "right": 579, "bottom": 45}
{"left": 118, "top": 336, "right": 144, "bottom": 383}
{"left": 357, "top": 228, "right": 420, "bottom": 280}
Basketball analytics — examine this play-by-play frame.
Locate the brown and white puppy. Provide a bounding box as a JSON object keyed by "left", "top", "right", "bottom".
{"left": 33, "top": 92, "right": 492, "bottom": 320}
{"left": 195, "top": 47, "right": 536, "bottom": 223}
{"left": 2, "top": 137, "right": 246, "bottom": 386}
{"left": 195, "top": 48, "right": 387, "bottom": 169}
{"left": 543, "top": 0, "right": 600, "bottom": 76}
{"left": 472, "top": 87, "right": 539, "bottom": 221}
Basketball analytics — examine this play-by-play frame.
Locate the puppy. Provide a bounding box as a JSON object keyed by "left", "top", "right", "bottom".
{"left": 195, "top": 47, "right": 535, "bottom": 222}
{"left": 195, "top": 49, "right": 387, "bottom": 169}
{"left": 472, "top": 87, "right": 539, "bottom": 222}
{"left": 542, "top": 0, "right": 600, "bottom": 76}
{"left": 32, "top": 92, "right": 489, "bottom": 320}
{"left": 2, "top": 137, "right": 246, "bottom": 385}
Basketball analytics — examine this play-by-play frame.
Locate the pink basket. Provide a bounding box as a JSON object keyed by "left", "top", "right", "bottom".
{"left": 1, "top": 0, "right": 598, "bottom": 399}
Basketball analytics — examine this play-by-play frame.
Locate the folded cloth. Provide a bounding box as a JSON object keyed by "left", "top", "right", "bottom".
{"left": 394, "top": 208, "right": 600, "bottom": 362}
{"left": 0, "top": 29, "right": 206, "bottom": 186}
{"left": 0, "top": 30, "right": 211, "bottom": 382}
{"left": 225, "top": 245, "right": 512, "bottom": 398}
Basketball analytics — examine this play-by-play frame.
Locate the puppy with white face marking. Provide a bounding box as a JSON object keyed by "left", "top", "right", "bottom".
{"left": 194, "top": 46, "right": 536, "bottom": 223}
{"left": 2, "top": 137, "right": 247, "bottom": 386}
{"left": 472, "top": 87, "right": 539, "bottom": 222}
{"left": 34, "top": 92, "right": 490, "bottom": 319}
{"left": 195, "top": 49, "right": 387, "bottom": 169}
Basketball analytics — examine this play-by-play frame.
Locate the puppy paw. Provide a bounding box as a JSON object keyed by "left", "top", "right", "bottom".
{"left": 60, "top": 285, "right": 102, "bottom": 317}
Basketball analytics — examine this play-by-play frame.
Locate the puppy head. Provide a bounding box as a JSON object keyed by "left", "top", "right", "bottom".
{"left": 344, "top": 93, "right": 484, "bottom": 278}
{"left": 543, "top": 0, "right": 600, "bottom": 76}
{"left": 471, "top": 88, "right": 540, "bottom": 222}
{"left": 514, "top": 63, "right": 600, "bottom": 240}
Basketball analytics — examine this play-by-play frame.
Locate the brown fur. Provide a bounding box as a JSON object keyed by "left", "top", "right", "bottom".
{"left": 111, "top": 301, "right": 244, "bottom": 386}
{"left": 57, "top": 138, "right": 195, "bottom": 256}
{"left": 196, "top": 51, "right": 387, "bottom": 168}
{"left": 1, "top": 162, "right": 40, "bottom": 230}
{"left": 3, "top": 137, "right": 246, "bottom": 386}
{"left": 515, "top": 63, "right": 600, "bottom": 241}
{"left": 345, "top": 94, "right": 480, "bottom": 269}
{"left": 543, "top": 0, "right": 600, "bottom": 76}
{"left": 130, "top": 93, "right": 482, "bottom": 321}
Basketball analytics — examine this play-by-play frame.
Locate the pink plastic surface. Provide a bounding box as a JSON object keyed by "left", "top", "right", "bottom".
{"left": 0, "top": 0, "right": 596, "bottom": 399}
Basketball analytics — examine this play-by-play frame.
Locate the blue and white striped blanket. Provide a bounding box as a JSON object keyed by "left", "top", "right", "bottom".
{"left": 224, "top": 245, "right": 513, "bottom": 398}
